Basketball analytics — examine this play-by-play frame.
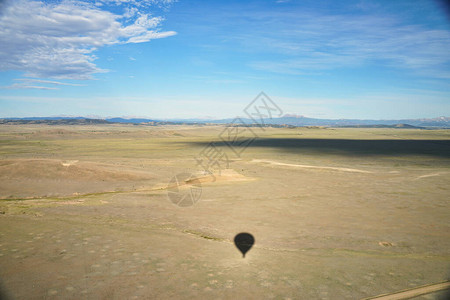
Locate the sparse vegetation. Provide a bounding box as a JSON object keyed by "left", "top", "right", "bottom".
{"left": 0, "top": 124, "right": 449, "bottom": 299}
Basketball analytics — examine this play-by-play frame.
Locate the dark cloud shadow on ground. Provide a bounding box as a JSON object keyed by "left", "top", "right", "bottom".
{"left": 189, "top": 138, "right": 450, "bottom": 158}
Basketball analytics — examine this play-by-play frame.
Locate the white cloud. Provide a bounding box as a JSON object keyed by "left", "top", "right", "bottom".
{"left": 0, "top": 0, "right": 176, "bottom": 80}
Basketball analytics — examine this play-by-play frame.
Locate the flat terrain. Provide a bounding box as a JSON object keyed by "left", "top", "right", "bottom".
{"left": 0, "top": 124, "right": 449, "bottom": 299}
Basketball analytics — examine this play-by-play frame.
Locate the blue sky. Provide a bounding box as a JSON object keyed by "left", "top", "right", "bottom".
{"left": 0, "top": 0, "right": 449, "bottom": 119}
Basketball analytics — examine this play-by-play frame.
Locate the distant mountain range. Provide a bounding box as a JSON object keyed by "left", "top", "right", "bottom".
{"left": 207, "top": 115, "right": 450, "bottom": 128}
{"left": 1, "top": 116, "right": 449, "bottom": 128}
{"left": 0, "top": 118, "right": 110, "bottom": 125}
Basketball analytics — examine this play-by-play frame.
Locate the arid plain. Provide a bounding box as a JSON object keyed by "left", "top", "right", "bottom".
{"left": 0, "top": 124, "right": 449, "bottom": 299}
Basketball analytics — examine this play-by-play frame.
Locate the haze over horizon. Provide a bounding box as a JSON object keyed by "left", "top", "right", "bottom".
{"left": 0, "top": 0, "right": 449, "bottom": 119}
{"left": 2, "top": 114, "right": 449, "bottom": 122}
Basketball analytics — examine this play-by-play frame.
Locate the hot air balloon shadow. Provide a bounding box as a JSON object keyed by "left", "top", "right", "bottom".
{"left": 234, "top": 233, "right": 255, "bottom": 258}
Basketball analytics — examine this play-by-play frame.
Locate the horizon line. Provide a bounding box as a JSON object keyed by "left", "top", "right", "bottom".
{"left": 0, "top": 115, "right": 449, "bottom": 121}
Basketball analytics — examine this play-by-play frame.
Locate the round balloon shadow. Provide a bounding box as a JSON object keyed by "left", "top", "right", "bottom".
{"left": 234, "top": 233, "right": 254, "bottom": 258}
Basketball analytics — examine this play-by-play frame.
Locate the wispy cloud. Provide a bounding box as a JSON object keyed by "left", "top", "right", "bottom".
{"left": 224, "top": 9, "right": 450, "bottom": 78}
{"left": 14, "top": 79, "right": 86, "bottom": 86}
{"left": 0, "top": 0, "right": 177, "bottom": 80}
{"left": 0, "top": 77, "right": 87, "bottom": 90}
{"left": 97, "top": 0, "right": 177, "bottom": 8}
{"left": 1, "top": 83, "right": 59, "bottom": 90}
